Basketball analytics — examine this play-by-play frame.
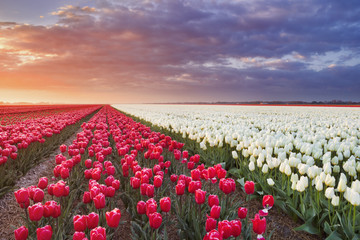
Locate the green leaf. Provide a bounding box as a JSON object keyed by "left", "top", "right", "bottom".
{"left": 237, "top": 178, "right": 245, "bottom": 187}
{"left": 294, "top": 221, "right": 320, "bottom": 235}
{"left": 325, "top": 230, "right": 342, "bottom": 240}
{"left": 324, "top": 221, "right": 332, "bottom": 235}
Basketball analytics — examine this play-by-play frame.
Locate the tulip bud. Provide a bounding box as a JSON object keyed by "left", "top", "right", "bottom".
{"left": 244, "top": 181, "right": 255, "bottom": 195}
{"left": 14, "top": 226, "right": 28, "bottom": 240}
{"left": 149, "top": 212, "right": 162, "bottom": 229}
{"left": 106, "top": 208, "right": 121, "bottom": 228}
{"left": 36, "top": 225, "right": 52, "bottom": 240}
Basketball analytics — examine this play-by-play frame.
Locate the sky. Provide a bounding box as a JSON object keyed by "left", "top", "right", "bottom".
{"left": 0, "top": 0, "right": 359, "bottom": 104}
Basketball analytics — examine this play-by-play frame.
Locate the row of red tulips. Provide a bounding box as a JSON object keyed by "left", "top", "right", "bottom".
{"left": 13, "top": 105, "right": 274, "bottom": 239}
{"left": 0, "top": 105, "right": 100, "bottom": 166}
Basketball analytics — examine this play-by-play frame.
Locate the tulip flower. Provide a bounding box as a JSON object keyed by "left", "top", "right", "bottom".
{"left": 160, "top": 197, "right": 171, "bottom": 212}
{"left": 170, "top": 174, "right": 178, "bottom": 182}
{"left": 33, "top": 188, "right": 44, "bottom": 203}
{"left": 87, "top": 212, "right": 99, "bottom": 229}
{"left": 208, "top": 195, "right": 219, "bottom": 207}
{"left": 230, "top": 219, "right": 242, "bottom": 237}
{"left": 28, "top": 203, "right": 44, "bottom": 221}
{"left": 252, "top": 214, "right": 266, "bottom": 237}
{"left": 176, "top": 183, "right": 185, "bottom": 195}
{"left": 262, "top": 195, "right": 274, "bottom": 209}
{"left": 93, "top": 193, "right": 105, "bottom": 209}
{"left": 37, "top": 177, "right": 48, "bottom": 190}
{"left": 210, "top": 205, "right": 221, "bottom": 219}
{"left": 146, "top": 184, "right": 155, "bottom": 197}
{"left": 137, "top": 201, "right": 146, "bottom": 215}
{"left": 73, "top": 231, "right": 86, "bottom": 240}
{"left": 36, "top": 225, "right": 52, "bottom": 240}
{"left": 14, "top": 188, "right": 29, "bottom": 204}
{"left": 195, "top": 189, "right": 206, "bottom": 205}
{"left": 153, "top": 176, "right": 163, "bottom": 188}
{"left": 14, "top": 226, "right": 28, "bottom": 240}
{"left": 238, "top": 207, "right": 248, "bottom": 219}
{"left": 205, "top": 217, "right": 217, "bottom": 232}
{"left": 74, "top": 215, "right": 87, "bottom": 232}
{"left": 244, "top": 181, "right": 255, "bottom": 195}
{"left": 90, "top": 227, "right": 106, "bottom": 240}
{"left": 203, "top": 229, "right": 222, "bottom": 240}
{"left": 106, "top": 208, "right": 121, "bottom": 228}
{"left": 218, "top": 220, "right": 232, "bottom": 239}
{"left": 149, "top": 212, "right": 162, "bottom": 229}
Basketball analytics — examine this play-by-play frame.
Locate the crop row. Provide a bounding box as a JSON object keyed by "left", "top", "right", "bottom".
{"left": 0, "top": 105, "right": 101, "bottom": 197}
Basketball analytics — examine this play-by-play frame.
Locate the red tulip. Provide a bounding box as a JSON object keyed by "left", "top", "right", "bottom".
{"left": 262, "top": 195, "right": 274, "bottom": 209}
{"left": 14, "top": 188, "right": 29, "bottom": 204}
{"left": 33, "top": 188, "right": 44, "bottom": 203}
{"left": 208, "top": 195, "right": 219, "bottom": 207}
{"left": 195, "top": 189, "right": 206, "bottom": 205}
{"left": 60, "top": 144, "right": 67, "bottom": 153}
{"left": 230, "top": 219, "right": 242, "bottom": 237}
{"left": 149, "top": 212, "right": 162, "bottom": 229}
{"left": 112, "top": 179, "right": 120, "bottom": 190}
{"left": 37, "top": 177, "right": 48, "bottom": 190}
{"left": 140, "top": 183, "right": 148, "bottom": 196}
{"left": 36, "top": 225, "right": 52, "bottom": 240}
{"left": 146, "top": 203, "right": 157, "bottom": 216}
{"left": 87, "top": 212, "right": 99, "bottom": 229}
{"left": 14, "top": 226, "right": 28, "bottom": 240}
{"left": 160, "top": 197, "right": 171, "bottom": 212}
{"left": 176, "top": 183, "right": 185, "bottom": 195}
{"left": 83, "top": 191, "right": 92, "bottom": 204}
{"left": 90, "top": 226, "right": 106, "bottom": 240}
{"left": 244, "top": 181, "right": 255, "bottom": 195}
{"left": 218, "top": 220, "right": 232, "bottom": 239}
{"left": 238, "top": 207, "right": 248, "bottom": 219}
{"left": 106, "top": 208, "right": 121, "bottom": 228}
{"left": 205, "top": 217, "right": 217, "bottom": 232}
{"left": 43, "top": 200, "right": 60, "bottom": 218}
{"left": 93, "top": 193, "right": 105, "bottom": 209}
{"left": 252, "top": 214, "right": 266, "bottom": 235}
{"left": 146, "top": 184, "right": 154, "bottom": 198}
{"left": 204, "top": 229, "right": 223, "bottom": 240}
{"left": 73, "top": 231, "right": 86, "bottom": 240}
{"left": 210, "top": 205, "right": 221, "bottom": 219}
{"left": 153, "top": 176, "right": 163, "bottom": 188}
{"left": 74, "top": 215, "right": 87, "bottom": 232}
{"left": 170, "top": 174, "right": 178, "bottom": 182}
{"left": 217, "top": 168, "right": 227, "bottom": 179}
{"left": 130, "top": 177, "right": 141, "bottom": 189}
{"left": 137, "top": 201, "right": 146, "bottom": 215}
{"left": 191, "top": 169, "right": 201, "bottom": 181}
{"left": 28, "top": 203, "right": 43, "bottom": 221}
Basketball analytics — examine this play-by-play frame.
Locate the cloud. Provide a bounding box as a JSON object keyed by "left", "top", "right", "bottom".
{"left": 0, "top": 0, "right": 359, "bottom": 103}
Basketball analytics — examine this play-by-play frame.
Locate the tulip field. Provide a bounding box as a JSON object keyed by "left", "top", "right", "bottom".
{"left": 112, "top": 104, "right": 360, "bottom": 240}
{"left": 1, "top": 104, "right": 286, "bottom": 240}
{"left": 3, "top": 104, "right": 359, "bottom": 239}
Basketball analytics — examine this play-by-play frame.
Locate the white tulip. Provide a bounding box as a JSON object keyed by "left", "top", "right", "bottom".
{"left": 331, "top": 195, "right": 339, "bottom": 206}
{"left": 325, "top": 187, "right": 335, "bottom": 199}
{"left": 232, "top": 151, "right": 238, "bottom": 159}
{"left": 337, "top": 173, "right": 347, "bottom": 192}
{"left": 249, "top": 161, "right": 255, "bottom": 171}
{"left": 267, "top": 178, "right": 275, "bottom": 186}
{"left": 262, "top": 164, "right": 269, "bottom": 174}
{"left": 325, "top": 174, "right": 336, "bottom": 187}
{"left": 323, "top": 162, "right": 332, "bottom": 175}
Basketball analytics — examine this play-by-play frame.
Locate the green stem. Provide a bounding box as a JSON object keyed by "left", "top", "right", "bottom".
{"left": 353, "top": 204, "right": 356, "bottom": 233}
